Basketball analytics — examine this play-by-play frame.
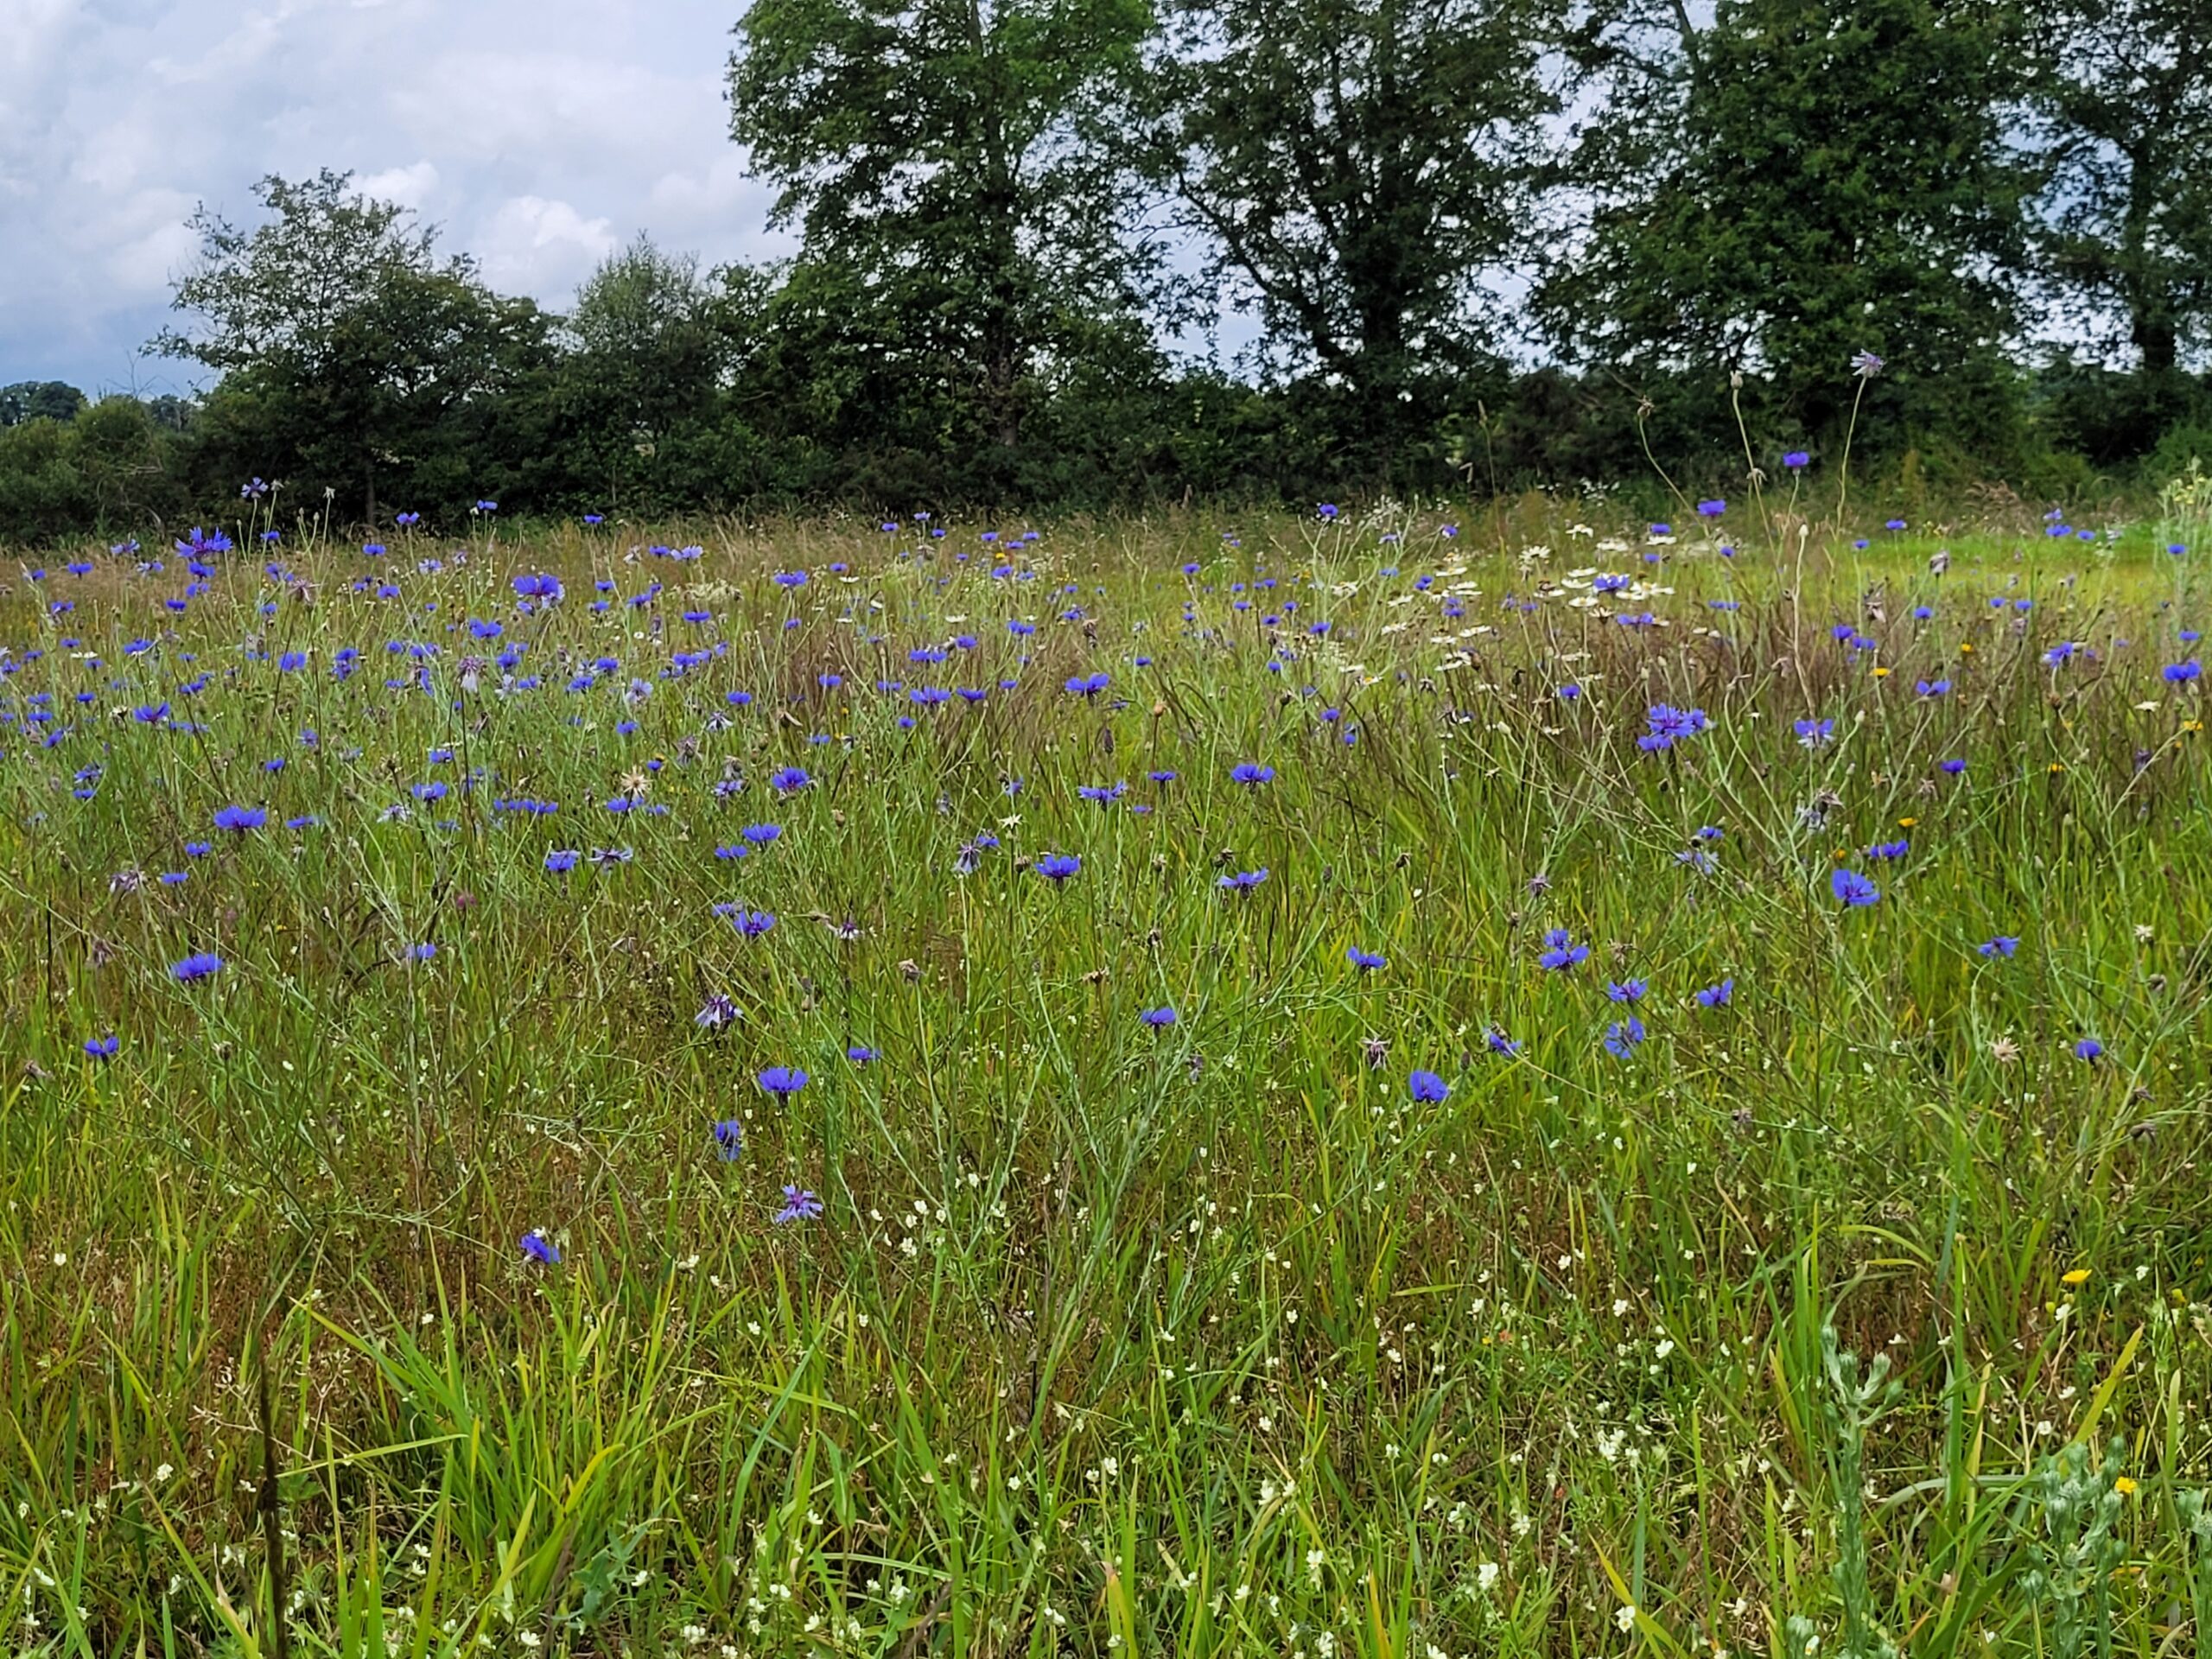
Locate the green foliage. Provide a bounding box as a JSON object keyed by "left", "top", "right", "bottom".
{"left": 156, "top": 169, "right": 556, "bottom": 524}
{"left": 1548, "top": 0, "right": 2035, "bottom": 451}
{"left": 1153, "top": 0, "right": 1562, "bottom": 475}
{"left": 2029, "top": 0, "right": 2212, "bottom": 378}
{"left": 0, "top": 381, "right": 89, "bottom": 427}
{"left": 728, "top": 0, "right": 1161, "bottom": 477}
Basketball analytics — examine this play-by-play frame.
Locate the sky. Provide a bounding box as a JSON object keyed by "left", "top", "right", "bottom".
{"left": 0, "top": 0, "right": 793, "bottom": 397}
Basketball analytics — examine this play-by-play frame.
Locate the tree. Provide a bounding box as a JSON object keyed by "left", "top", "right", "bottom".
{"left": 567, "top": 236, "right": 734, "bottom": 442}
{"left": 1154, "top": 0, "right": 1560, "bottom": 474}
{"left": 0, "top": 382, "right": 89, "bottom": 426}
{"left": 2029, "top": 0, "right": 2212, "bottom": 377}
{"left": 728, "top": 0, "right": 1160, "bottom": 474}
{"left": 1541, "top": 0, "right": 2034, "bottom": 448}
{"left": 155, "top": 169, "right": 550, "bottom": 524}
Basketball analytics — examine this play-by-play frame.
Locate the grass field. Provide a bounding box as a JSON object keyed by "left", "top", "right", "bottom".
{"left": 5, "top": 481, "right": 2212, "bottom": 1657}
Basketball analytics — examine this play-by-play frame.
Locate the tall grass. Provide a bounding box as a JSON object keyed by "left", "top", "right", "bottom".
{"left": 1, "top": 499, "right": 2208, "bottom": 1656}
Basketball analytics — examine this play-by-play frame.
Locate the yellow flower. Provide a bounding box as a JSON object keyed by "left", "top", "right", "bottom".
{"left": 2049, "top": 762, "right": 2067, "bottom": 774}
{"left": 2114, "top": 1476, "right": 2138, "bottom": 1496}
{"left": 2062, "top": 1268, "right": 2090, "bottom": 1287}
{"left": 1872, "top": 666, "right": 1891, "bottom": 678}
{"left": 1960, "top": 642, "right": 1974, "bottom": 653}
{"left": 1897, "top": 817, "right": 1917, "bottom": 829}
{"left": 2184, "top": 720, "right": 2204, "bottom": 734}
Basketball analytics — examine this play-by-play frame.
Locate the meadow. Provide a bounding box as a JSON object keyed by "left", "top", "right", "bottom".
{"left": 4, "top": 475, "right": 2212, "bottom": 1658}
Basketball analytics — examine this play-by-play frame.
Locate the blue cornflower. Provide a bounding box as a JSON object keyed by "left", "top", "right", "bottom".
{"left": 1538, "top": 928, "right": 1588, "bottom": 971}
{"left": 772, "top": 570, "right": 808, "bottom": 588}
{"left": 774, "top": 1185, "right": 824, "bottom": 1224}
{"left": 1694, "top": 979, "right": 1733, "bottom": 1008}
{"left": 514, "top": 573, "right": 563, "bottom": 601}
{"left": 722, "top": 908, "right": 777, "bottom": 937}
{"left": 1065, "top": 671, "right": 1111, "bottom": 697}
{"left": 520, "top": 1231, "right": 560, "bottom": 1265}
{"left": 1641, "top": 704, "right": 1708, "bottom": 750}
{"left": 1940, "top": 759, "right": 1967, "bottom": 776}
{"left": 757, "top": 1065, "right": 809, "bottom": 1096}
{"left": 1695, "top": 499, "right": 1726, "bottom": 518}
{"left": 742, "top": 823, "right": 783, "bottom": 846}
{"left": 1346, "top": 946, "right": 1387, "bottom": 972}
{"left": 1484, "top": 1028, "right": 1521, "bottom": 1057}
{"left": 1140, "top": 1007, "right": 1178, "bottom": 1027}
{"left": 1037, "top": 853, "right": 1082, "bottom": 882}
{"left": 2074, "top": 1038, "right": 2103, "bottom": 1063}
{"left": 1978, "top": 936, "right": 2019, "bottom": 958}
{"left": 846, "top": 1045, "right": 880, "bottom": 1064}
{"left": 1603, "top": 1016, "right": 1647, "bottom": 1058}
{"left": 712, "top": 1119, "right": 745, "bottom": 1160}
{"left": 1217, "top": 868, "right": 1268, "bottom": 891}
{"left": 1783, "top": 450, "right": 1809, "bottom": 469}
{"left": 1606, "top": 978, "right": 1647, "bottom": 1002}
{"left": 544, "top": 850, "right": 581, "bottom": 874}
{"left": 1230, "top": 762, "right": 1274, "bottom": 785}
{"left": 2164, "top": 661, "right": 2201, "bottom": 683}
{"left": 1864, "top": 839, "right": 1909, "bottom": 861}
{"left": 213, "top": 804, "right": 265, "bottom": 833}
{"left": 769, "top": 767, "right": 810, "bottom": 792}
{"left": 696, "top": 993, "right": 741, "bottom": 1031}
{"left": 84, "top": 1034, "right": 119, "bottom": 1059}
{"left": 406, "top": 943, "right": 436, "bottom": 963}
{"left": 1831, "top": 868, "right": 1879, "bottom": 907}
{"left": 1795, "top": 717, "right": 1835, "bottom": 747}
{"left": 1408, "top": 1069, "right": 1450, "bottom": 1103}
{"left": 171, "top": 952, "right": 224, "bottom": 983}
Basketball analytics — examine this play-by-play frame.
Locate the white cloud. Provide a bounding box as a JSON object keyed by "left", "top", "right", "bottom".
{"left": 0, "top": 0, "right": 782, "bottom": 388}
{"left": 356, "top": 161, "right": 439, "bottom": 209}
{"left": 475, "top": 194, "right": 619, "bottom": 294}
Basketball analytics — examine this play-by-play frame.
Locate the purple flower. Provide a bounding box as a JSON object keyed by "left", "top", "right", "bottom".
{"left": 1140, "top": 1006, "right": 1179, "bottom": 1027}
{"left": 712, "top": 1119, "right": 745, "bottom": 1160}
{"left": 696, "top": 993, "right": 741, "bottom": 1030}
{"left": 1217, "top": 868, "right": 1268, "bottom": 891}
{"left": 84, "top": 1034, "right": 119, "bottom": 1059}
{"left": 1037, "top": 853, "right": 1082, "bottom": 882}
{"left": 2073, "top": 1037, "right": 2104, "bottom": 1063}
{"left": 1694, "top": 979, "right": 1733, "bottom": 1008}
{"left": 757, "top": 1065, "right": 809, "bottom": 1096}
{"left": 1230, "top": 762, "right": 1274, "bottom": 786}
{"left": 846, "top": 1045, "right": 880, "bottom": 1064}
{"left": 1484, "top": 1027, "right": 1521, "bottom": 1057}
{"left": 1346, "top": 946, "right": 1386, "bottom": 972}
{"left": 1783, "top": 450, "right": 1809, "bottom": 469}
{"left": 520, "top": 1231, "right": 560, "bottom": 1265}
{"left": 1603, "top": 1015, "right": 1647, "bottom": 1058}
{"left": 1977, "top": 936, "right": 2018, "bottom": 958}
{"left": 213, "top": 804, "right": 266, "bottom": 833}
{"left": 171, "top": 951, "right": 225, "bottom": 983}
{"left": 774, "top": 1185, "right": 824, "bottom": 1224}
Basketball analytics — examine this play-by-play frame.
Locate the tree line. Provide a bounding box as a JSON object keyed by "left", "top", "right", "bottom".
{"left": 2, "top": 0, "right": 2208, "bottom": 541}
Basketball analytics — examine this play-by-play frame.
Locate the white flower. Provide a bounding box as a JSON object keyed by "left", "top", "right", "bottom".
{"left": 1477, "top": 1562, "right": 1500, "bottom": 1593}
{"left": 1616, "top": 1604, "right": 1637, "bottom": 1632}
